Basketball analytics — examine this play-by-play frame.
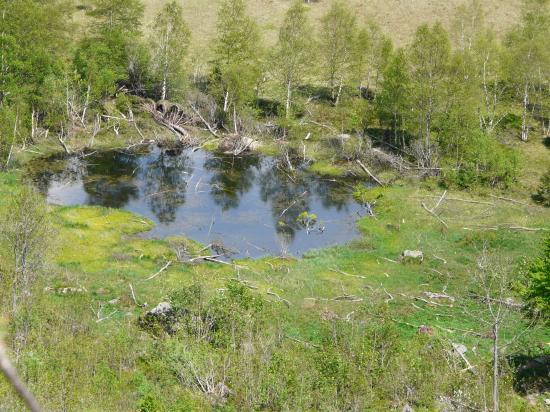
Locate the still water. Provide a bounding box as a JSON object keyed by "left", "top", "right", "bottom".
{"left": 30, "top": 146, "right": 366, "bottom": 258}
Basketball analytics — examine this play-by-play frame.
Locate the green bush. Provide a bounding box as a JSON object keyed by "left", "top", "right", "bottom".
{"left": 533, "top": 168, "right": 550, "bottom": 206}
{"left": 521, "top": 237, "right": 550, "bottom": 318}
{"left": 443, "top": 132, "right": 518, "bottom": 188}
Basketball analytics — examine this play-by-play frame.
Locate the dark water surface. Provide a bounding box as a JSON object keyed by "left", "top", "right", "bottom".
{"left": 29, "top": 146, "right": 366, "bottom": 258}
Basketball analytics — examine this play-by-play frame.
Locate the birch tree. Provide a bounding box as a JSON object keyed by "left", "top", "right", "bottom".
{"left": 318, "top": 1, "right": 357, "bottom": 105}
{"left": 0, "top": 187, "right": 50, "bottom": 314}
{"left": 461, "top": 253, "right": 539, "bottom": 412}
{"left": 0, "top": 0, "right": 71, "bottom": 159}
{"left": 272, "top": 1, "right": 314, "bottom": 119}
{"left": 149, "top": 1, "right": 191, "bottom": 101}
{"left": 451, "top": 0, "right": 484, "bottom": 53}
{"left": 211, "top": 0, "right": 262, "bottom": 117}
{"left": 408, "top": 23, "right": 450, "bottom": 167}
{"left": 472, "top": 28, "right": 508, "bottom": 133}
{"left": 504, "top": 0, "right": 550, "bottom": 141}
{"left": 355, "top": 22, "right": 392, "bottom": 95}
{"left": 88, "top": 0, "right": 144, "bottom": 35}
{"left": 376, "top": 49, "right": 411, "bottom": 147}
{"left": 76, "top": 0, "right": 145, "bottom": 101}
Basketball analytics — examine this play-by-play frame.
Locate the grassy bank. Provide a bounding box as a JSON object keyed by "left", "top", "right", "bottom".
{"left": 0, "top": 107, "right": 548, "bottom": 410}
{"left": 0, "top": 157, "right": 548, "bottom": 409}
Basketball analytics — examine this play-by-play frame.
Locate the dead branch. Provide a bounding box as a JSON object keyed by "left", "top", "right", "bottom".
{"left": 469, "top": 294, "right": 524, "bottom": 309}
{"left": 432, "top": 254, "right": 447, "bottom": 264}
{"left": 96, "top": 310, "right": 117, "bottom": 323}
{"left": 429, "top": 268, "right": 450, "bottom": 278}
{"left": 332, "top": 294, "right": 363, "bottom": 302}
{"left": 129, "top": 283, "right": 146, "bottom": 307}
{"left": 188, "top": 254, "right": 222, "bottom": 263}
{"left": 423, "top": 291, "right": 455, "bottom": 302}
{"left": 57, "top": 134, "right": 71, "bottom": 155}
{"left": 451, "top": 343, "right": 476, "bottom": 374}
{"left": 418, "top": 195, "right": 494, "bottom": 205}
{"left": 279, "top": 191, "right": 308, "bottom": 217}
{"left": 356, "top": 159, "right": 385, "bottom": 186}
{"left": 230, "top": 278, "right": 258, "bottom": 289}
{"left": 143, "top": 103, "right": 191, "bottom": 139}
{"left": 0, "top": 343, "right": 42, "bottom": 412}
{"left": 145, "top": 261, "right": 172, "bottom": 281}
{"left": 399, "top": 292, "right": 454, "bottom": 307}
{"left": 328, "top": 267, "right": 368, "bottom": 280}
{"left": 488, "top": 194, "right": 531, "bottom": 206}
{"left": 285, "top": 335, "right": 320, "bottom": 348}
{"left": 431, "top": 190, "right": 447, "bottom": 212}
{"left": 462, "top": 225, "right": 548, "bottom": 232}
{"left": 307, "top": 119, "right": 337, "bottom": 133}
{"left": 266, "top": 289, "right": 291, "bottom": 307}
{"left": 421, "top": 202, "right": 448, "bottom": 228}
{"left": 188, "top": 103, "right": 220, "bottom": 138}
{"left": 382, "top": 287, "right": 394, "bottom": 304}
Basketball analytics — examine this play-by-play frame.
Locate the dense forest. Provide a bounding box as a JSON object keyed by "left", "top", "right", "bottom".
{"left": 0, "top": 0, "right": 549, "bottom": 410}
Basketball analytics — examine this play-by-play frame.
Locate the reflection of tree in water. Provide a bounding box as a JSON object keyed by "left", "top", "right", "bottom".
{"left": 258, "top": 162, "right": 312, "bottom": 244}
{"left": 83, "top": 151, "right": 140, "bottom": 208}
{"left": 308, "top": 178, "right": 352, "bottom": 211}
{"left": 141, "top": 150, "right": 191, "bottom": 223}
{"left": 203, "top": 154, "right": 260, "bottom": 211}
{"left": 30, "top": 156, "right": 89, "bottom": 194}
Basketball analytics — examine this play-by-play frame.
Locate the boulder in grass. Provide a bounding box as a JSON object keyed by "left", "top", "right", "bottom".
{"left": 139, "top": 302, "right": 181, "bottom": 335}
{"left": 148, "top": 302, "right": 173, "bottom": 316}
{"left": 400, "top": 250, "right": 424, "bottom": 264}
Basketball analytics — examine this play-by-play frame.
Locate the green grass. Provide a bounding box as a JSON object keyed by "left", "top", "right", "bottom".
{"left": 0, "top": 161, "right": 548, "bottom": 409}
{"left": 43, "top": 183, "right": 549, "bottom": 344}
{"left": 137, "top": 0, "right": 522, "bottom": 62}
{"left": 1, "top": 108, "right": 549, "bottom": 408}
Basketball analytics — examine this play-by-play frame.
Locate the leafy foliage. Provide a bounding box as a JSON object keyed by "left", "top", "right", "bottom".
{"left": 533, "top": 168, "right": 550, "bottom": 206}
{"left": 522, "top": 237, "right": 550, "bottom": 317}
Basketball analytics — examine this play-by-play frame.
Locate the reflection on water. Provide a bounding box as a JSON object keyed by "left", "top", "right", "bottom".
{"left": 29, "top": 146, "right": 366, "bottom": 258}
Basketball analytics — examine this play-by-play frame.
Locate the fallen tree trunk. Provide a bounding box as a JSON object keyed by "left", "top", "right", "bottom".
{"left": 143, "top": 102, "right": 191, "bottom": 140}
{"left": 356, "top": 159, "right": 385, "bottom": 186}
{"left": 188, "top": 103, "right": 220, "bottom": 138}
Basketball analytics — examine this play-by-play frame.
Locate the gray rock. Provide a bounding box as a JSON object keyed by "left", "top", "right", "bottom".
{"left": 400, "top": 250, "right": 424, "bottom": 263}
{"left": 148, "top": 301, "right": 172, "bottom": 316}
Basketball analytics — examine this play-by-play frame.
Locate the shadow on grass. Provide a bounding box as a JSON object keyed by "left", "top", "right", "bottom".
{"left": 509, "top": 354, "right": 550, "bottom": 395}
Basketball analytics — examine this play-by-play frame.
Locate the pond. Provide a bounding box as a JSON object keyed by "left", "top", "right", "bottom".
{"left": 29, "top": 146, "right": 368, "bottom": 259}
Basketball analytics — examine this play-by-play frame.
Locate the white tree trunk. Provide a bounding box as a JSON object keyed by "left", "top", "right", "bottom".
{"left": 233, "top": 104, "right": 238, "bottom": 135}
{"left": 521, "top": 82, "right": 529, "bottom": 141}
{"left": 223, "top": 91, "right": 229, "bottom": 113}
{"left": 161, "top": 76, "right": 167, "bottom": 101}
{"left": 335, "top": 79, "right": 343, "bottom": 107}
{"left": 492, "top": 322, "right": 499, "bottom": 412}
{"left": 285, "top": 80, "right": 292, "bottom": 119}
{"left": 81, "top": 83, "right": 91, "bottom": 125}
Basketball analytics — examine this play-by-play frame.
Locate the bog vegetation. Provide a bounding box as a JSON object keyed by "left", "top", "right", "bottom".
{"left": 0, "top": 0, "right": 549, "bottom": 410}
